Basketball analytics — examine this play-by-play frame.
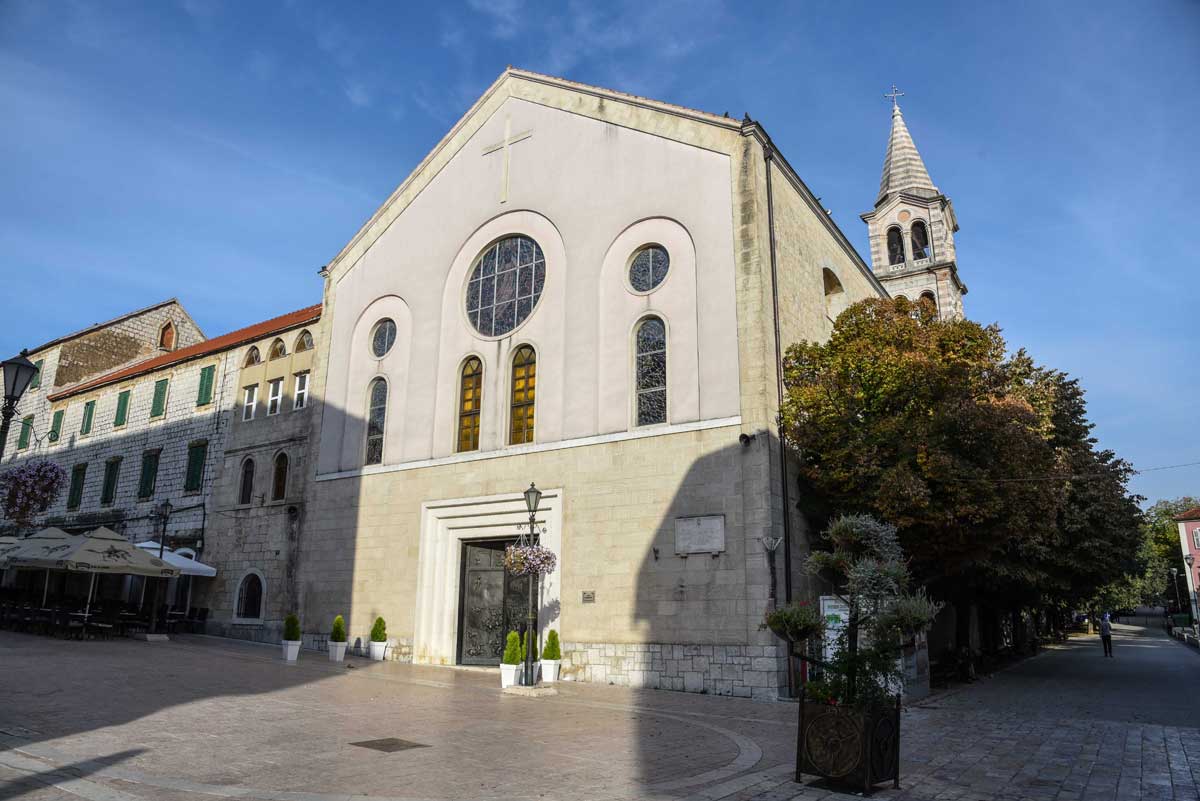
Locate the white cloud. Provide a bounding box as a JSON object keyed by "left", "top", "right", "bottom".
{"left": 467, "top": 0, "right": 524, "bottom": 40}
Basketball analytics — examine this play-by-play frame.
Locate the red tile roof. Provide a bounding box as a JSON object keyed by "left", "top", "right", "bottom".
{"left": 48, "top": 304, "right": 321, "bottom": 402}
{"left": 1175, "top": 507, "right": 1200, "bottom": 522}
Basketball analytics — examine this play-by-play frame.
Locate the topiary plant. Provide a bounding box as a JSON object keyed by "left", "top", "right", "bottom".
{"left": 330, "top": 615, "right": 346, "bottom": 643}
{"left": 541, "top": 629, "right": 561, "bottom": 660}
{"left": 502, "top": 631, "right": 522, "bottom": 665}
{"left": 283, "top": 613, "right": 301, "bottom": 641}
{"left": 370, "top": 617, "right": 386, "bottom": 642}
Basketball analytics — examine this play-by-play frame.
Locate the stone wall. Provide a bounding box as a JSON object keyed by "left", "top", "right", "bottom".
{"left": 561, "top": 641, "right": 787, "bottom": 699}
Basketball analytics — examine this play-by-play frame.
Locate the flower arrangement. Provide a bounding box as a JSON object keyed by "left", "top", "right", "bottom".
{"left": 370, "top": 616, "right": 387, "bottom": 643}
{"left": 503, "top": 543, "right": 557, "bottom": 576}
{"left": 0, "top": 461, "right": 66, "bottom": 527}
{"left": 330, "top": 615, "right": 347, "bottom": 643}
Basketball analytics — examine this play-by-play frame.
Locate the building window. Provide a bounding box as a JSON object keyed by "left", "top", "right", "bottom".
{"left": 272, "top": 453, "right": 289, "bottom": 501}
{"left": 509, "top": 345, "right": 536, "bottom": 445}
{"left": 49, "top": 409, "right": 64, "bottom": 443}
{"left": 100, "top": 458, "right": 122, "bottom": 507}
{"left": 17, "top": 416, "right": 32, "bottom": 449}
{"left": 293, "top": 372, "right": 309, "bottom": 410}
{"left": 244, "top": 347, "right": 261, "bottom": 368}
{"left": 80, "top": 400, "right": 96, "bottom": 436}
{"left": 242, "top": 385, "right": 258, "bottom": 421}
{"left": 370, "top": 319, "right": 396, "bottom": 358}
{"left": 150, "top": 378, "right": 170, "bottom": 419}
{"left": 635, "top": 317, "right": 667, "bottom": 426}
{"left": 67, "top": 464, "right": 87, "bottom": 511}
{"left": 457, "top": 357, "right": 483, "bottom": 452}
{"left": 911, "top": 221, "right": 930, "bottom": 260}
{"left": 466, "top": 235, "right": 545, "bottom": 337}
{"left": 158, "top": 321, "right": 176, "bottom": 350}
{"left": 114, "top": 390, "right": 131, "bottom": 427}
{"left": 1193, "top": 529, "right": 1200, "bottom": 550}
{"left": 886, "top": 226, "right": 905, "bottom": 266}
{"left": 269, "top": 338, "right": 287, "bottom": 360}
{"left": 918, "top": 291, "right": 938, "bottom": 315}
{"left": 365, "top": 378, "right": 387, "bottom": 466}
{"left": 137, "top": 450, "right": 160, "bottom": 500}
{"left": 235, "top": 572, "right": 264, "bottom": 621}
{"left": 184, "top": 441, "right": 207, "bottom": 493}
{"left": 196, "top": 365, "right": 216, "bottom": 407}
{"left": 29, "top": 360, "right": 43, "bottom": 390}
{"left": 238, "top": 458, "right": 255, "bottom": 505}
{"left": 628, "top": 245, "right": 670, "bottom": 293}
{"left": 266, "top": 378, "right": 283, "bottom": 416}
{"left": 822, "top": 268, "right": 847, "bottom": 322}
{"left": 294, "top": 330, "right": 314, "bottom": 353}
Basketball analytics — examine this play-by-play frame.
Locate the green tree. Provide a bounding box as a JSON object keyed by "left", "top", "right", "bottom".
{"left": 1143, "top": 497, "right": 1199, "bottom": 609}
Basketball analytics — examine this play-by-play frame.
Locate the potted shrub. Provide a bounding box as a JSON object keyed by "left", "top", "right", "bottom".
{"left": 369, "top": 616, "right": 388, "bottom": 661}
{"left": 282, "top": 613, "right": 301, "bottom": 662}
{"left": 328, "top": 615, "right": 348, "bottom": 662}
{"left": 540, "top": 629, "right": 562, "bottom": 683}
{"left": 500, "top": 630, "right": 522, "bottom": 688}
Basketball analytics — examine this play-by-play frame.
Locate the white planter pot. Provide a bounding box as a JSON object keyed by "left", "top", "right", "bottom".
{"left": 282, "top": 640, "right": 301, "bottom": 662}
{"left": 540, "top": 659, "right": 560, "bottom": 683}
{"left": 328, "top": 641, "right": 347, "bottom": 662}
{"left": 369, "top": 641, "right": 388, "bottom": 661}
{"left": 500, "top": 663, "right": 519, "bottom": 688}
{"left": 518, "top": 661, "right": 539, "bottom": 685}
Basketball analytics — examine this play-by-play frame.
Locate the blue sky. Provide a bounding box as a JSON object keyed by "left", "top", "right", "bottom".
{"left": 1, "top": 1, "right": 1197, "bottom": 503}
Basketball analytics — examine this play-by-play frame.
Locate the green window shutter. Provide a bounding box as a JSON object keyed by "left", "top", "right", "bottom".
{"left": 29, "top": 360, "right": 43, "bottom": 389}
{"left": 49, "top": 410, "right": 64, "bottom": 442}
{"left": 17, "top": 416, "right": 32, "bottom": 449}
{"left": 138, "top": 451, "right": 160, "bottom": 499}
{"left": 196, "top": 365, "right": 215, "bottom": 406}
{"left": 100, "top": 458, "right": 121, "bottom": 506}
{"left": 114, "top": 390, "right": 130, "bottom": 427}
{"left": 151, "top": 379, "right": 169, "bottom": 418}
{"left": 67, "top": 464, "right": 87, "bottom": 510}
{"left": 80, "top": 401, "right": 96, "bottom": 435}
{"left": 184, "top": 441, "right": 207, "bottom": 492}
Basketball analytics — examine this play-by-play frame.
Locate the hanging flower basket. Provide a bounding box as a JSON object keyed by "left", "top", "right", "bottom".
{"left": 504, "top": 544, "right": 557, "bottom": 576}
{"left": 761, "top": 600, "right": 826, "bottom": 643}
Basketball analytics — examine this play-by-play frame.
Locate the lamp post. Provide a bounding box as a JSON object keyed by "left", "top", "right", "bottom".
{"left": 1169, "top": 567, "right": 1182, "bottom": 616}
{"left": 148, "top": 499, "right": 173, "bottom": 635}
{"left": 523, "top": 482, "right": 542, "bottom": 687}
{"left": 1186, "top": 554, "right": 1196, "bottom": 623}
{"left": 0, "top": 350, "right": 39, "bottom": 463}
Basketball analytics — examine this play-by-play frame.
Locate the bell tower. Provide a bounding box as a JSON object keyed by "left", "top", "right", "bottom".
{"left": 861, "top": 86, "right": 966, "bottom": 320}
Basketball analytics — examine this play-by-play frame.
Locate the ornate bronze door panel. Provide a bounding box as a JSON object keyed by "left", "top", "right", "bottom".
{"left": 458, "top": 541, "right": 533, "bottom": 665}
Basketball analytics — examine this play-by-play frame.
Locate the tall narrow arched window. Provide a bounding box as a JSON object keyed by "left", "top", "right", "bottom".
{"left": 238, "top": 459, "right": 255, "bottom": 505}
{"left": 458, "top": 357, "right": 483, "bottom": 452}
{"left": 911, "top": 221, "right": 930, "bottom": 260}
{"left": 272, "top": 452, "right": 289, "bottom": 501}
{"left": 236, "top": 573, "right": 263, "bottom": 620}
{"left": 365, "top": 378, "right": 387, "bottom": 466}
{"left": 886, "top": 227, "right": 905, "bottom": 265}
{"left": 918, "top": 291, "right": 938, "bottom": 316}
{"left": 635, "top": 317, "right": 667, "bottom": 426}
{"left": 509, "top": 346, "right": 536, "bottom": 445}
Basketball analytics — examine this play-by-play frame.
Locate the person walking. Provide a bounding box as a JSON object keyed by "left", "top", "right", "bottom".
{"left": 1099, "top": 614, "right": 1114, "bottom": 657}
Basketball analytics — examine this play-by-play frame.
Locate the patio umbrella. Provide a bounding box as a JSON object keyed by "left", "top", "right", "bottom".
{"left": 0, "top": 529, "right": 80, "bottom": 607}
{"left": 133, "top": 541, "right": 217, "bottom": 577}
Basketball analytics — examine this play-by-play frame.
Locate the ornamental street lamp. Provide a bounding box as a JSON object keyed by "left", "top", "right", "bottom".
{"left": 523, "top": 482, "right": 542, "bottom": 687}
{"left": 1187, "top": 554, "right": 1197, "bottom": 623}
{"left": 148, "top": 499, "right": 173, "bottom": 635}
{"left": 0, "top": 351, "right": 39, "bottom": 463}
{"left": 1170, "top": 567, "right": 1182, "bottom": 616}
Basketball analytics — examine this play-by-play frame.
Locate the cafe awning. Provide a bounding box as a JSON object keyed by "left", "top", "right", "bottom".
{"left": 134, "top": 541, "right": 217, "bottom": 577}
{"left": 3, "top": 526, "right": 179, "bottom": 578}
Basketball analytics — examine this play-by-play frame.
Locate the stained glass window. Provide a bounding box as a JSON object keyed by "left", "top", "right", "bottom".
{"left": 458, "top": 357, "right": 483, "bottom": 452}
{"left": 365, "top": 378, "right": 387, "bottom": 465}
{"left": 635, "top": 317, "right": 667, "bottom": 426}
{"left": 371, "top": 319, "right": 396, "bottom": 358}
{"left": 509, "top": 346, "right": 536, "bottom": 444}
{"left": 466, "top": 236, "right": 545, "bottom": 337}
{"left": 629, "top": 245, "right": 670, "bottom": 292}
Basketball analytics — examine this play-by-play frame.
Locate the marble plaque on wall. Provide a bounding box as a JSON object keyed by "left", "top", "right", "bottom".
{"left": 674, "top": 515, "right": 725, "bottom": 556}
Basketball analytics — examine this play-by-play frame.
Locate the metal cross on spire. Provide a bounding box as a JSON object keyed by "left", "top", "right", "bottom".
{"left": 885, "top": 83, "right": 905, "bottom": 109}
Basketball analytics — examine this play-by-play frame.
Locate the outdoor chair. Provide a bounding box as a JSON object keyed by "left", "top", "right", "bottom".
{"left": 87, "top": 612, "right": 116, "bottom": 640}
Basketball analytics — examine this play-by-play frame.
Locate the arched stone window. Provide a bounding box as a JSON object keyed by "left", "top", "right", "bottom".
{"left": 509, "top": 346, "right": 536, "bottom": 445}
{"left": 294, "top": 330, "right": 313, "bottom": 353}
{"left": 238, "top": 458, "right": 255, "bottom": 505}
{"left": 458, "top": 357, "right": 483, "bottom": 452}
{"left": 886, "top": 227, "right": 905, "bottom": 266}
{"left": 158, "top": 322, "right": 176, "bottom": 350}
{"left": 918, "top": 291, "right": 938, "bottom": 315}
{"left": 822, "top": 268, "right": 847, "bottom": 322}
{"left": 272, "top": 452, "right": 289, "bottom": 501}
{"left": 911, "top": 221, "right": 930, "bottom": 260}
{"left": 235, "top": 571, "right": 264, "bottom": 621}
{"left": 365, "top": 378, "right": 387, "bottom": 466}
{"left": 244, "top": 347, "right": 261, "bottom": 368}
{"left": 269, "top": 338, "right": 287, "bottom": 360}
{"left": 635, "top": 317, "right": 667, "bottom": 426}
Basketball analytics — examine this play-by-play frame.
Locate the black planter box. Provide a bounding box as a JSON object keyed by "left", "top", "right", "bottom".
{"left": 796, "top": 696, "right": 900, "bottom": 794}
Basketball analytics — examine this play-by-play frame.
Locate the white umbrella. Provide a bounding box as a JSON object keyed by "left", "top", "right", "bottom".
{"left": 134, "top": 541, "right": 217, "bottom": 577}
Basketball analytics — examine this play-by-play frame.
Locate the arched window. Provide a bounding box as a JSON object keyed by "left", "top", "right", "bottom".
{"left": 269, "top": 338, "right": 287, "bottom": 360}
{"left": 822, "top": 268, "right": 847, "bottom": 322}
{"left": 294, "top": 330, "right": 313, "bottom": 353}
{"left": 370, "top": 319, "right": 396, "bottom": 358}
{"left": 886, "top": 227, "right": 905, "bottom": 266}
{"left": 235, "top": 572, "right": 263, "bottom": 620}
{"left": 509, "top": 346, "right": 536, "bottom": 445}
{"left": 635, "top": 317, "right": 667, "bottom": 426}
{"left": 466, "top": 236, "right": 545, "bottom": 337}
{"left": 629, "top": 245, "right": 670, "bottom": 292}
{"left": 272, "top": 452, "right": 289, "bottom": 501}
{"left": 244, "top": 347, "right": 261, "bottom": 368}
{"left": 918, "top": 291, "right": 938, "bottom": 315}
{"left": 365, "top": 378, "right": 387, "bottom": 466}
{"left": 911, "top": 221, "right": 930, "bottom": 260}
{"left": 238, "top": 458, "right": 255, "bottom": 505}
{"left": 458, "top": 357, "right": 483, "bottom": 452}
{"left": 158, "top": 322, "right": 176, "bottom": 350}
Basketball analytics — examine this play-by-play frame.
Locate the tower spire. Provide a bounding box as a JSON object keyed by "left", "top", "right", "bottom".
{"left": 877, "top": 89, "right": 936, "bottom": 205}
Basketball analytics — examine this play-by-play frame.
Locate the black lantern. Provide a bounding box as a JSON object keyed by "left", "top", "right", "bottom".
{"left": 2, "top": 351, "right": 38, "bottom": 403}
{"left": 524, "top": 482, "right": 542, "bottom": 515}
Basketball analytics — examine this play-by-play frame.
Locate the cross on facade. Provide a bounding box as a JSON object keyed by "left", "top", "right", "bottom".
{"left": 885, "top": 84, "right": 905, "bottom": 108}
{"left": 481, "top": 116, "right": 532, "bottom": 204}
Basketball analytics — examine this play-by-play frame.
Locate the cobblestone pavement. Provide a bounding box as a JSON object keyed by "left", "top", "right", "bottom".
{"left": 0, "top": 623, "right": 1197, "bottom": 801}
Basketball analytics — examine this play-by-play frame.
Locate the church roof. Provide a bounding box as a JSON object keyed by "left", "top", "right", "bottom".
{"left": 877, "top": 104, "right": 938, "bottom": 205}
